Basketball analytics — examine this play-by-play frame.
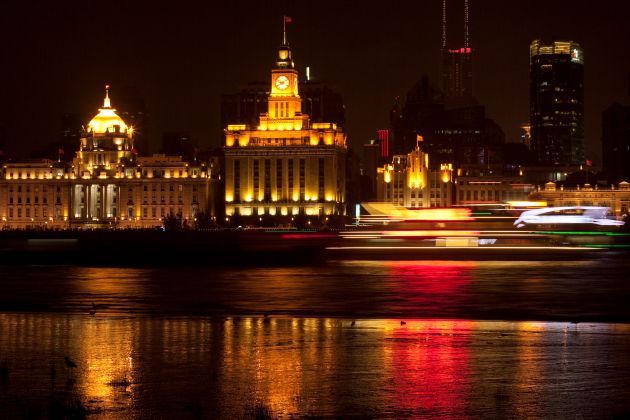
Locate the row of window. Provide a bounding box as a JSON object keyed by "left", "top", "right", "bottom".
{"left": 8, "top": 197, "right": 61, "bottom": 204}
{"left": 138, "top": 207, "right": 185, "bottom": 219}
{"left": 459, "top": 190, "right": 504, "bottom": 201}
{"left": 129, "top": 195, "right": 197, "bottom": 204}
{"left": 140, "top": 184, "right": 188, "bottom": 192}
{"left": 138, "top": 169, "right": 200, "bottom": 177}
{"left": 9, "top": 186, "right": 61, "bottom": 193}
{"left": 7, "top": 207, "right": 61, "bottom": 218}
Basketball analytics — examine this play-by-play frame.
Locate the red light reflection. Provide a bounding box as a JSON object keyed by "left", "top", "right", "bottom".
{"left": 383, "top": 319, "right": 474, "bottom": 416}
{"left": 380, "top": 261, "right": 476, "bottom": 415}
{"left": 383, "top": 261, "right": 476, "bottom": 316}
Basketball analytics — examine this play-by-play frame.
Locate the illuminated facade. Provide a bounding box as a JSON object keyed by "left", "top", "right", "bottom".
{"left": 0, "top": 88, "right": 220, "bottom": 229}
{"left": 376, "top": 147, "right": 453, "bottom": 208}
{"left": 454, "top": 171, "right": 527, "bottom": 205}
{"left": 519, "top": 123, "right": 531, "bottom": 148}
{"left": 220, "top": 80, "right": 345, "bottom": 139}
{"left": 529, "top": 181, "right": 630, "bottom": 216}
{"left": 530, "top": 39, "right": 584, "bottom": 165}
{"left": 222, "top": 32, "right": 348, "bottom": 217}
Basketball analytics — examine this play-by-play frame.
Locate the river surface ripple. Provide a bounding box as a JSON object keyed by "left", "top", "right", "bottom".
{"left": 1, "top": 255, "right": 629, "bottom": 418}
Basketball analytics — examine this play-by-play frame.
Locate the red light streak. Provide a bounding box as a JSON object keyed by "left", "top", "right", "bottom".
{"left": 280, "top": 234, "right": 337, "bottom": 239}
{"left": 382, "top": 230, "right": 480, "bottom": 237}
{"left": 389, "top": 208, "right": 474, "bottom": 221}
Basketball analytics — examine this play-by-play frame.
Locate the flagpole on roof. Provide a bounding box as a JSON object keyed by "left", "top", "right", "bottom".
{"left": 283, "top": 16, "right": 286, "bottom": 44}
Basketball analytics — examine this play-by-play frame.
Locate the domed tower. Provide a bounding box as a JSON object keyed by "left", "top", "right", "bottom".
{"left": 78, "top": 86, "right": 134, "bottom": 175}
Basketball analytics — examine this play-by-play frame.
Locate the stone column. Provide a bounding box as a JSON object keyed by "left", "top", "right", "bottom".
{"left": 86, "top": 185, "right": 92, "bottom": 219}
{"left": 100, "top": 184, "right": 105, "bottom": 220}
{"left": 70, "top": 185, "right": 75, "bottom": 221}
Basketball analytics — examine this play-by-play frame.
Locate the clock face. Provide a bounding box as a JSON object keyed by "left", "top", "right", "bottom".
{"left": 275, "top": 75, "right": 289, "bottom": 90}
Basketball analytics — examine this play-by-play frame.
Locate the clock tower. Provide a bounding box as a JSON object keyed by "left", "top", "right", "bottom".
{"left": 269, "top": 35, "right": 301, "bottom": 122}
{"left": 223, "top": 22, "right": 348, "bottom": 219}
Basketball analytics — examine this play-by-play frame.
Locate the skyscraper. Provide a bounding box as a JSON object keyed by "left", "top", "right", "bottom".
{"left": 530, "top": 39, "right": 584, "bottom": 165}
{"left": 441, "top": 0, "right": 476, "bottom": 109}
{"left": 602, "top": 102, "right": 630, "bottom": 183}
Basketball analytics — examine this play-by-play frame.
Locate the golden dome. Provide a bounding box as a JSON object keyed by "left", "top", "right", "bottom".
{"left": 87, "top": 86, "right": 128, "bottom": 134}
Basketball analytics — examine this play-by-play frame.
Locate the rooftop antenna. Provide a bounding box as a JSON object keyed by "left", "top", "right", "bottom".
{"left": 464, "top": 0, "right": 469, "bottom": 48}
{"left": 442, "top": 0, "right": 446, "bottom": 49}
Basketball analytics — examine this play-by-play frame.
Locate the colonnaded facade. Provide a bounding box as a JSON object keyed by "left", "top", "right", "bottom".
{"left": 529, "top": 181, "right": 630, "bottom": 216}
{"left": 222, "top": 30, "right": 348, "bottom": 218}
{"left": 0, "top": 88, "right": 220, "bottom": 229}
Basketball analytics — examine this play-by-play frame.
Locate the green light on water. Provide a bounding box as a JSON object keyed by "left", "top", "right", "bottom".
{"left": 577, "top": 244, "right": 630, "bottom": 248}
{"left": 536, "top": 231, "right": 629, "bottom": 236}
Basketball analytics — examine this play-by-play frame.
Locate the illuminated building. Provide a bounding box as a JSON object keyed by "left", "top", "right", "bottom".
{"left": 376, "top": 147, "right": 453, "bottom": 208}
{"left": 519, "top": 123, "right": 531, "bottom": 148}
{"left": 454, "top": 170, "right": 527, "bottom": 205}
{"left": 602, "top": 102, "right": 630, "bottom": 184}
{"left": 530, "top": 39, "right": 584, "bottom": 165}
{"left": 220, "top": 80, "right": 345, "bottom": 147}
{"left": 529, "top": 181, "right": 630, "bottom": 216}
{"left": 0, "top": 87, "right": 220, "bottom": 229}
{"left": 222, "top": 28, "right": 348, "bottom": 218}
{"left": 377, "top": 129, "right": 390, "bottom": 157}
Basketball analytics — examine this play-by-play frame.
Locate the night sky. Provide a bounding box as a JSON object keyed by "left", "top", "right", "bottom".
{"left": 1, "top": 0, "right": 629, "bottom": 164}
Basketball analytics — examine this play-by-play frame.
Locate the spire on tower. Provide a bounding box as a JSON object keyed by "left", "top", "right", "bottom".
{"left": 283, "top": 16, "right": 292, "bottom": 45}
{"left": 103, "top": 85, "right": 111, "bottom": 108}
{"left": 277, "top": 17, "right": 294, "bottom": 69}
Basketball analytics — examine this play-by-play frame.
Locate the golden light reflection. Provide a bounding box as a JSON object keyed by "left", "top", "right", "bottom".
{"left": 1, "top": 313, "right": 629, "bottom": 418}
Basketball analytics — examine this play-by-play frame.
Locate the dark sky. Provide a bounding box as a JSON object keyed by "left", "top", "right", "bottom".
{"left": 1, "top": 0, "right": 629, "bottom": 164}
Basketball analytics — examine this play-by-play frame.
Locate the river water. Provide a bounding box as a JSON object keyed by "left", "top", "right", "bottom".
{"left": 1, "top": 253, "right": 629, "bottom": 418}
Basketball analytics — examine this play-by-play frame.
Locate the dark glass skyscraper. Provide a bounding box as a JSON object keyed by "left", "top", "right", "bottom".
{"left": 442, "top": 47, "right": 475, "bottom": 109}
{"left": 602, "top": 102, "right": 630, "bottom": 183}
{"left": 440, "top": 0, "right": 476, "bottom": 110}
{"left": 530, "top": 39, "right": 584, "bottom": 165}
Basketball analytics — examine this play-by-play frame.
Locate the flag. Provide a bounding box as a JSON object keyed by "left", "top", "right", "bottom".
{"left": 58, "top": 149, "right": 64, "bottom": 155}
{"left": 417, "top": 135, "right": 423, "bottom": 142}
{"left": 586, "top": 159, "right": 593, "bottom": 167}
{"left": 130, "top": 148, "right": 138, "bottom": 154}
{"left": 0, "top": 150, "right": 3, "bottom": 155}
{"left": 194, "top": 148, "right": 201, "bottom": 153}
{"left": 284, "top": 16, "right": 292, "bottom": 22}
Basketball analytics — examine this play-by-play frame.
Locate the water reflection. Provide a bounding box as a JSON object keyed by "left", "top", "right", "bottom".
{"left": 384, "top": 261, "right": 476, "bottom": 316}
{"left": 1, "top": 258, "right": 628, "bottom": 322}
{"left": 1, "top": 314, "right": 629, "bottom": 419}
